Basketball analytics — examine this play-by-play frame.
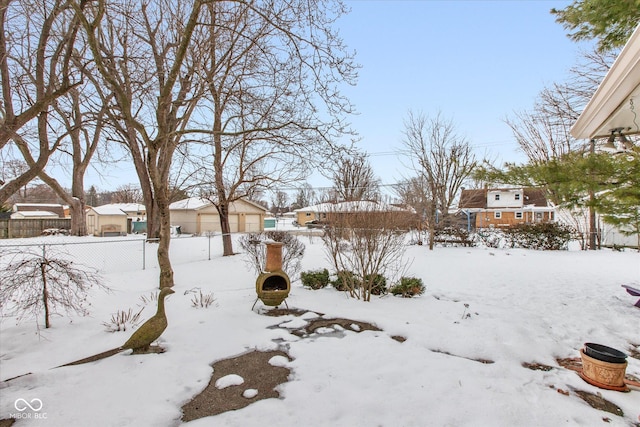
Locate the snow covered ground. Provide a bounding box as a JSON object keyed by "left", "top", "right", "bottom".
{"left": 1, "top": 221, "right": 639, "bottom": 426}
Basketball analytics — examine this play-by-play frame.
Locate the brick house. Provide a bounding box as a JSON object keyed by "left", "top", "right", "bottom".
{"left": 457, "top": 188, "right": 555, "bottom": 229}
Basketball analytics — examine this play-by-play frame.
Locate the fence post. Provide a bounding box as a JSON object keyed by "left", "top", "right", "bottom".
{"left": 208, "top": 233, "right": 211, "bottom": 261}
{"left": 142, "top": 239, "right": 146, "bottom": 270}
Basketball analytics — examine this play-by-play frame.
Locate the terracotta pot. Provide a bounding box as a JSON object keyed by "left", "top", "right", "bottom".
{"left": 584, "top": 342, "right": 627, "bottom": 364}
{"left": 580, "top": 349, "right": 627, "bottom": 388}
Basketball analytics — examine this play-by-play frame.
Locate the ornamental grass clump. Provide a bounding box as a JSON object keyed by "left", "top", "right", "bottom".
{"left": 103, "top": 307, "right": 145, "bottom": 332}
{"left": 390, "top": 276, "right": 425, "bottom": 298}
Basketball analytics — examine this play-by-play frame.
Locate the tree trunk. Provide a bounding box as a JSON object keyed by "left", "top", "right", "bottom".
{"left": 156, "top": 200, "right": 174, "bottom": 288}
{"left": 218, "top": 202, "right": 234, "bottom": 256}
{"left": 40, "top": 261, "right": 50, "bottom": 329}
{"left": 69, "top": 198, "right": 86, "bottom": 236}
{"left": 428, "top": 206, "right": 436, "bottom": 250}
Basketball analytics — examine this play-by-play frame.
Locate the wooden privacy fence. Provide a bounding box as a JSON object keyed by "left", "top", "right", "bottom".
{"left": 0, "top": 218, "right": 72, "bottom": 239}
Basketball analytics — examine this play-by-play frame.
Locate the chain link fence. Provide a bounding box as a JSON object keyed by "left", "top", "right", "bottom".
{"left": 0, "top": 234, "right": 223, "bottom": 274}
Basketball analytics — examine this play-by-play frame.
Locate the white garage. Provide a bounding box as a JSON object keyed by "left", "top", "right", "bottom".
{"left": 169, "top": 197, "right": 267, "bottom": 235}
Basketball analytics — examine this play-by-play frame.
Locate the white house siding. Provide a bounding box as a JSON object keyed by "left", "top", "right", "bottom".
{"left": 86, "top": 206, "right": 127, "bottom": 236}
{"left": 486, "top": 189, "right": 523, "bottom": 209}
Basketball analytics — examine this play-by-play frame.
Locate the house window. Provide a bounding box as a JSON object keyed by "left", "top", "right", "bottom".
{"left": 515, "top": 212, "right": 523, "bottom": 219}
{"left": 515, "top": 194, "right": 520, "bottom": 200}
{"left": 494, "top": 194, "right": 500, "bottom": 201}
{"left": 305, "top": 212, "right": 311, "bottom": 217}
{"left": 494, "top": 211, "right": 502, "bottom": 219}
{"left": 535, "top": 212, "right": 543, "bottom": 220}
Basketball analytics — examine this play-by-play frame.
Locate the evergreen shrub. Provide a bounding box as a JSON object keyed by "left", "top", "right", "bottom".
{"left": 390, "top": 277, "right": 425, "bottom": 298}
{"left": 300, "top": 269, "right": 330, "bottom": 289}
{"left": 504, "top": 222, "right": 576, "bottom": 250}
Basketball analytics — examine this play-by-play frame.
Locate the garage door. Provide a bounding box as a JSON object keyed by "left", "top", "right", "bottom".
{"left": 245, "top": 214, "right": 261, "bottom": 232}
{"left": 199, "top": 214, "right": 221, "bottom": 233}
{"left": 199, "top": 213, "right": 238, "bottom": 234}
{"left": 228, "top": 214, "right": 239, "bottom": 233}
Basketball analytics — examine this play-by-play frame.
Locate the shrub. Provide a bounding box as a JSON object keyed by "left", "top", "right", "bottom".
{"left": 331, "top": 270, "right": 357, "bottom": 291}
{"left": 433, "top": 226, "right": 474, "bottom": 247}
{"left": 390, "top": 277, "right": 425, "bottom": 298}
{"left": 364, "top": 273, "right": 387, "bottom": 295}
{"left": 300, "top": 269, "right": 330, "bottom": 290}
{"left": 504, "top": 222, "right": 576, "bottom": 250}
{"left": 238, "top": 231, "right": 305, "bottom": 280}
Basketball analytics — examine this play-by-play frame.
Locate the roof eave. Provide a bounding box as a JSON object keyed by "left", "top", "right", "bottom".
{"left": 571, "top": 24, "right": 640, "bottom": 140}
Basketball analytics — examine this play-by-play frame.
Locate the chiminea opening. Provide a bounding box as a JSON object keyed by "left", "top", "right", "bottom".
{"left": 253, "top": 242, "right": 290, "bottom": 309}
{"left": 262, "top": 274, "right": 288, "bottom": 291}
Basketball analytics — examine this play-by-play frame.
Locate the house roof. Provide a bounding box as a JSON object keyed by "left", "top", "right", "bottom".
{"left": 91, "top": 206, "right": 127, "bottom": 216}
{"left": 458, "top": 189, "right": 487, "bottom": 209}
{"left": 169, "top": 197, "right": 268, "bottom": 212}
{"left": 11, "top": 210, "right": 59, "bottom": 218}
{"left": 169, "top": 197, "right": 211, "bottom": 210}
{"left": 458, "top": 188, "right": 550, "bottom": 209}
{"left": 571, "top": 24, "right": 640, "bottom": 139}
{"left": 100, "top": 203, "right": 146, "bottom": 212}
{"left": 13, "top": 203, "right": 65, "bottom": 217}
{"left": 522, "top": 188, "right": 549, "bottom": 207}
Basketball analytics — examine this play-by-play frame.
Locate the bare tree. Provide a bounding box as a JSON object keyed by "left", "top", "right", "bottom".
{"left": 186, "top": 0, "right": 357, "bottom": 256}
{"left": 271, "top": 191, "right": 289, "bottom": 215}
{"left": 331, "top": 154, "right": 380, "bottom": 202}
{"left": 291, "top": 183, "right": 316, "bottom": 210}
{"left": 36, "top": 70, "right": 110, "bottom": 235}
{"left": 322, "top": 204, "right": 409, "bottom": 302}
{"left": 394, "top": 175, "right": 430, "bottom": 240}
{"left": 74, "top": 0, "right": 210, "bottom": 288}
{"left": 503, "top": 48, "right": 617, "bottom": 250}
{"left": 402, "top": 110, "right": 477, "bottom": 249}
{"left": 0, "top": 0, "right": 86, "bottom": 203}
{"left": 111, "top": 185, "right": 144, "bottom": 204}
{"left": 505, "top": 49, "right": 616, "bottom": 165}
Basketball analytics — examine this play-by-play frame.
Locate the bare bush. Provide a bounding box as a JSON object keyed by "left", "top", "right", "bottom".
{"left": 0, "top": 246, "right": 108, "bottom": 329}
{"left": 322, "top": 206, "right": 409, "bottom": 301}
{"left": 238, "top": 231, "right": 305, "bottom": 281}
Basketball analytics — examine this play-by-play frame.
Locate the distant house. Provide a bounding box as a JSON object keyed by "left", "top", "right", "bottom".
{"left": 294, "top": 201, "right": 415, "bottom": 228}
{"left": 10, "top": 210, "right": 59, "bottom": 219}
{"left": 12, "top": 203, "right": 65, "bottom": 218}
{"left": 169, "top": 197, "right": 268, "bottom": 235}
{"left": 86, "top": 205, "right": 128, "bottom": 236}
{"left": 98, "top": 203, "right": 146, "bottom": 221}
{"left": 457, "top": 188, "right": 555, "bottom": 229}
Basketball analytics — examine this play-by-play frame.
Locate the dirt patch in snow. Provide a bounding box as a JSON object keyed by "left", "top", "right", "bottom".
{"left": 181, "top": 308, "right": 385, "bottom": 423}
{"left": 181, "top": 349, "right": 291, "bottom": 422}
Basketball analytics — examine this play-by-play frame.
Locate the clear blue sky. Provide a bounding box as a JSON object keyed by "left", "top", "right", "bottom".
{"left": 80, "top": 0, "right": 596, "bottom": 195}
{"left": 319, "top": 0, "right": 594, "bottom": 193}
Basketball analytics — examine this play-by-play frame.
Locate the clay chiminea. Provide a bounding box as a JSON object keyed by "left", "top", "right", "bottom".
{"left": 254, "top": 242, "right": 290, "bottom": 308}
